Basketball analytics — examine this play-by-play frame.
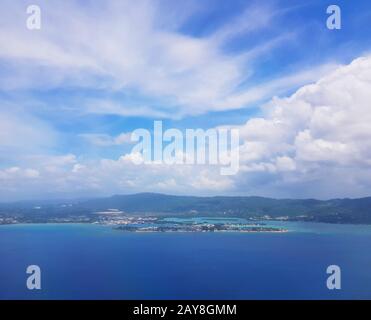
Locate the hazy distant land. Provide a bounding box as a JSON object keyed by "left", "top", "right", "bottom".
{"left": 0, "top": 193, "right": 371, "bottom": 226}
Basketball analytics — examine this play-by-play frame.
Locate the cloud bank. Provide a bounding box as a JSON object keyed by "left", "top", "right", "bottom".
{"left": 1, "top": 56, "right": 371, "bottom": 200}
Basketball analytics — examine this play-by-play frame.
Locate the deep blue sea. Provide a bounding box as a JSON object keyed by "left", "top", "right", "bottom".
{"left": 1, "top": 222, "right": 371, "bottom": 300}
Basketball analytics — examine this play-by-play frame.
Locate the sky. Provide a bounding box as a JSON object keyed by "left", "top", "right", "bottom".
{"left": 0, "top": 0, "right": 371, "bottom": 201}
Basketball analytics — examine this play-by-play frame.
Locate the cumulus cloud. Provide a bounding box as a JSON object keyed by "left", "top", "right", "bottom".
{"left": 233, "top": 56, "right": 371, "bottom": 198}
{"left": 1, "top": 56, "right": 371, "bottom": 200}
{"left": 0, "top": 154, "right": 234, "bottom": 201}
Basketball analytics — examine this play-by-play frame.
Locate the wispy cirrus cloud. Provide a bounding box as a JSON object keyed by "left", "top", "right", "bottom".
{"left": 0, "top": 0, "right": 309, "bottom": 118}
{"left": 80, "top": 132, "right": 133, "bottom": 147}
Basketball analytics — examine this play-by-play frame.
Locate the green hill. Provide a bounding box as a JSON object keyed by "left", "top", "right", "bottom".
{"left": 1, "top": 193, "right": 371, "bottom": 224}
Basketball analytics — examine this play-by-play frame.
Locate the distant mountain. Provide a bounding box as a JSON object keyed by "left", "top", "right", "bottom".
{"left": 77, "top": 193, "right": 371, "bottom": 223}
{"left": 1, "top": 193, "right": 371, "bottom": 224}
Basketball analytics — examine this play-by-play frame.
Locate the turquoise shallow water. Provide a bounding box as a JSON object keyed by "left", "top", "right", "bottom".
{"left": 163, "top": 217, "right": 250, "bottom": 224}
{"left": 1, "top": 222, "right": 371, "bottom": 300}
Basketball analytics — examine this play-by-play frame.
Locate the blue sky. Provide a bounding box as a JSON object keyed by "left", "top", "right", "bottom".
{"left": 1, "top": 0, "right": 371, "bottom": 200}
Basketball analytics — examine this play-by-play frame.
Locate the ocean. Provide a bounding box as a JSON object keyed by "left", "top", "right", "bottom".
{"left": 1, "top": 222, "right": 371, "bottom": 300}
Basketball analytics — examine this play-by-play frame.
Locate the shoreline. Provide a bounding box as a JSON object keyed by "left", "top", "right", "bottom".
{"left": 0, "top": 221, "right": 288, "bottom": 233}
{"left": 117, "top": 229, "right": 289, "bottom": 233}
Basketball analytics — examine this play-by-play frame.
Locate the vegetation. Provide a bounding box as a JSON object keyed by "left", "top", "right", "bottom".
{"left": 1, "top": 193, "right": 371, "bottom": 224}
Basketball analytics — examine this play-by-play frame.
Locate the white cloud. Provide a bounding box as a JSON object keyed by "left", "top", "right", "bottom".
{"left": 24, "top": 169, "right": 40, "bottom": 178}
{"left": 275, "top": 156, "right": 296, "bottom": 172}
{"left": 0, "top": 101, "right": 57, "bottom": 158}
{"left": 233, "top": 56, "right": 371, "bottom": 198}
{"left": 1, "top": 56, "right": 371, "bottom": 199}
{"left": 0, "top": 1, "right": 370, "bottom": 200}
{"left": 0, "top": 0, "right": 311, "bottom": 118}
{"left": 81, "top": 132, "right": 133, "bottom": 147}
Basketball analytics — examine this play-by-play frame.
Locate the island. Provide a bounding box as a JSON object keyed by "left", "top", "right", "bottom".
{"left": 0, "top": 193, "right": 370, "bottom": 228}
